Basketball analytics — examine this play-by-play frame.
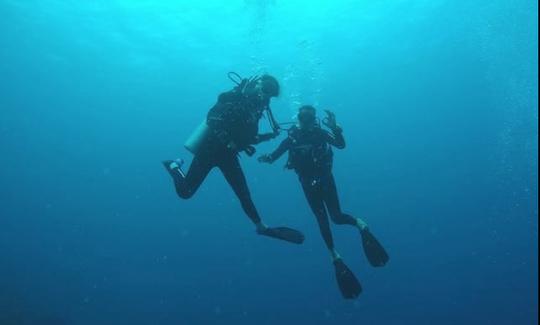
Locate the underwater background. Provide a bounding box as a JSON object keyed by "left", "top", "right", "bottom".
{"left": 0, "top": 1, "right": 538, "bottom": 324}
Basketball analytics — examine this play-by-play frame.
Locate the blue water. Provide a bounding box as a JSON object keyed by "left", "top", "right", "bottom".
{"left": 1, "top": 1, "right": 537, "bottom": 324}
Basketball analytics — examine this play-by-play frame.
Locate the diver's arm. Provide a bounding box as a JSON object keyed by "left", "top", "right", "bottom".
{"left": 322, "top": 109, "right": 345, "bottom": 149}
{"left": 326, "top": 127, "right": 346, "bottom": 149}
{"left": 259, "top": 138, "right": 291, "bottom": 164}
{"left": 269, "top": 138, "right": 292, "bottom": 161}
{"left": 207, "top": 101, "right": 226, "bottom": 130}
{"left": 254, "top": 130, "right": 280, "bottom": 144}
{"left": 207, "top": 93, "right": 238, "bottom": 134}
{"left": 207, "top": 92, "right": 248, "bottom": 148}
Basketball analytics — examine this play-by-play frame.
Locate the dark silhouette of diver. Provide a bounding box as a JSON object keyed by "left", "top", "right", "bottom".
{"left": 259, "top": 105, "right": 389, "bottom": 298}
{"left": 163, "top": 74, "right": 304, "bottom": 245}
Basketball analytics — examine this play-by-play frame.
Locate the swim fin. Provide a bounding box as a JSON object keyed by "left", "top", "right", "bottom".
{"left": 360, "top": 228, "right": 389, "bottom": 267}
{"left": 334, "top": 259, "right": 362, "bottom": 299}
{"left": 257, "top": 227, "right": 305, "bottom": 245}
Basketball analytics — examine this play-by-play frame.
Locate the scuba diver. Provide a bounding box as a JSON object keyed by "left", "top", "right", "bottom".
{"left": 162, "top": 73, "right": 304, "bottom": 245}
{"left": 258, "top": 105, "right": 389, "bottom": 299}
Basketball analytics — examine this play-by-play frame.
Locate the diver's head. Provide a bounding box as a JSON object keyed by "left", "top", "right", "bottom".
{"left": 258, "top": 74, "right": 280, "bottom": 98}
{"left": 246, "top": 74, "right": 280, "bottom": 104}
{"left": 298, "top": 105, "right": 317, "bottom": 129}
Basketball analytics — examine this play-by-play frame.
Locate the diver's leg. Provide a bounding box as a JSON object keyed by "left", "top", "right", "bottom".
{"left": 322, "top": 175, "right": 389, "bottom": 267}
{"left": 163, "top": 155, "right": 213, "bottom": 199}
{"left": 323, "top": 174, "right": 364, "bottom": 228}
{"left": 218, "top": 154, "right": 304, "bottom": 244}
{"left": 303, "top": 178, "right": 362, "bottom": 298}
{"left": 301, "top": 179, "right": 337, "bottom": 254}
{"left": 218, "top": 154, "right": 262, "bottom": 225}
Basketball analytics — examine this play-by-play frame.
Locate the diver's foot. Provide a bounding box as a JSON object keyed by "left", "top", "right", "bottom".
{"left": 255, "top": 222, "right": 269, "bottom": 233}
{"left": 162, "top": 159, "right": 185, "bottom": 177}
{"left": 334, "top": 258, "right": 362, "bottom": 299}
{"left": 257, "top": 226, "right": 305, "bottom": 245}
{"left": 356, "top": 218, "right": 369, "bottom": 231}
{"left": 164, "top": 159, "right": 184, "bottom": 170}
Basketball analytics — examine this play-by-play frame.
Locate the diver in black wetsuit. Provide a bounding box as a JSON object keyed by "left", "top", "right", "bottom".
{"left": 259, "top": 105, "right": 389, "bottom": 298}
{"left": 162, "top": 74, "right": 304, "bottom": 245}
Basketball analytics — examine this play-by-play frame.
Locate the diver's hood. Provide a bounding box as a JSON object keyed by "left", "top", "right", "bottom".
{"left": 228, "top": 72, "right": 279, "bottom": 99}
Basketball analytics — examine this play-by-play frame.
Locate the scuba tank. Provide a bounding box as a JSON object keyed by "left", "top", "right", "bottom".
{"left": 184, "top": 120, "right": 210, "bottom": 155}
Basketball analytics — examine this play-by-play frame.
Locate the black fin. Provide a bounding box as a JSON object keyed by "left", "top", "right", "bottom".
{"left": 334, "top": 259, "right": 362, "bottom": 299}
{"left": 361, "top": 229, "right": 389, "bottom": 267}
{"left": 258, "top": 227, "right": 305, "bottom": 244}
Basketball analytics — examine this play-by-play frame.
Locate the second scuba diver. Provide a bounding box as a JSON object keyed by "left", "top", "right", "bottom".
{"left": 258, "top": 105, "right": 389, "bottom": 298}
{"left": 163, "top": 74, "right": 305, "bottom": 245}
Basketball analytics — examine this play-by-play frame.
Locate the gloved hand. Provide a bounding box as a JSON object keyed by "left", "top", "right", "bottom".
{"left": 258, "top": 154, "right": 272, "bottom": 164}
{"left": 323, "top": 110, "right": 341, "bottom": 132}
{"left": 244, "top": 146, "right": 257, "bottom": 157}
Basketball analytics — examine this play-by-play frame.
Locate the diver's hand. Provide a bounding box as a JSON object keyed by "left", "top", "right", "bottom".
{"left": 323, "top": 110, "right": 341, "bottom": 132}
{"left": 244, "top": 146, "right": 256, "bottom": 157}
{"left": 258, "top": 154, "right": 273, "bottom": 164}
{"left": 323, "top": 110, "right": 337, "bottom": 128}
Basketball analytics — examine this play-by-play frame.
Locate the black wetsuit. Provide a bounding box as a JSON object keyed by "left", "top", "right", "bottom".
{"left": 169, "top": 89, "right": 275, "bottom": 224}
{"left": 267, "top": 125, "right": 356, "bottom": 250}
